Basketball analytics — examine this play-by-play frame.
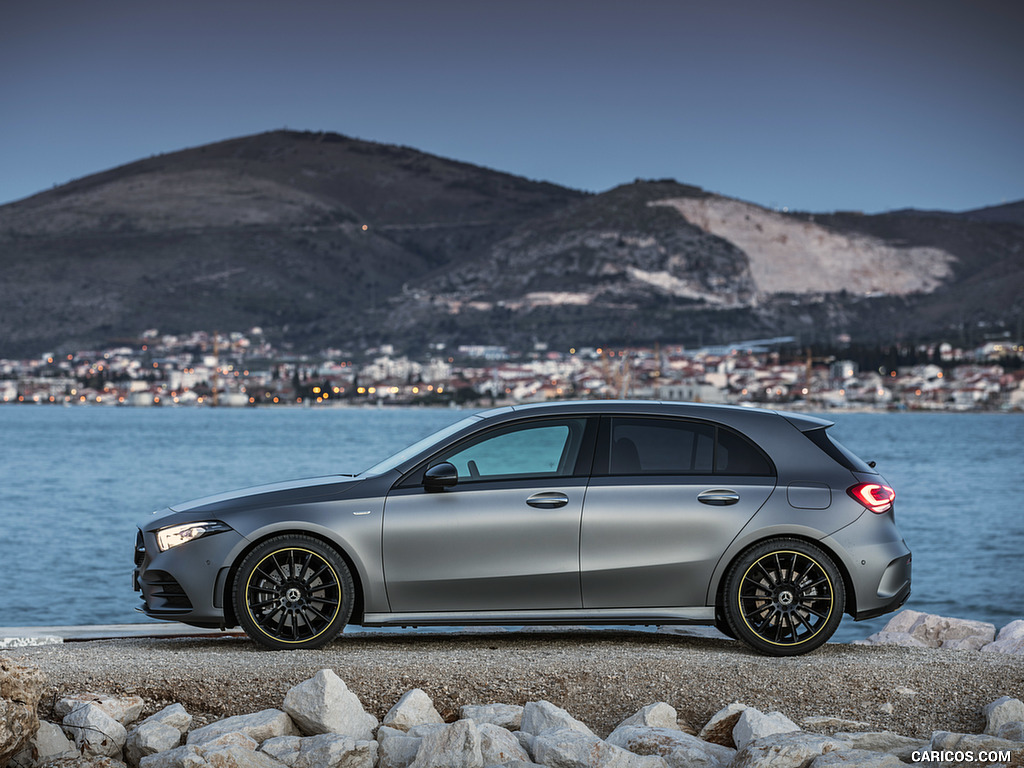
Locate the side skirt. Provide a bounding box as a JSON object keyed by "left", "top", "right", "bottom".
{"left": 360, "top": 606, "right": 714, "bottom": 627}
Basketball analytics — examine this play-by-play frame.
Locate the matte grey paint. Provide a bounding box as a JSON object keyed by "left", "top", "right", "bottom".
{"left": 133, "top": 400, "right": 910, "bottom": 635}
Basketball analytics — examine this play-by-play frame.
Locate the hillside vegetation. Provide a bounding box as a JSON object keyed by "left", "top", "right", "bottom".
{"left": 0, "top": 130, "right": 1021, "bottom": 356}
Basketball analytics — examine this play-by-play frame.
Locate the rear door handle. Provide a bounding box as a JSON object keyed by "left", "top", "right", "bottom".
{"left": 698, "top": 489, "right": 740, "bottom": 506}
{"left": 526, "top": 492, "right": 569, "bottom": 509}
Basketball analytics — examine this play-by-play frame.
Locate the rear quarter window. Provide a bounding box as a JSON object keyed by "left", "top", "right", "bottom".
{"left": 804, "top": 428, "right": 875, "bottom": 473}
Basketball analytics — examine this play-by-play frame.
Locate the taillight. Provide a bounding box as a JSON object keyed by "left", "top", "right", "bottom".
{"left": 847, "top": 482, "right": 895, "bottom": 514}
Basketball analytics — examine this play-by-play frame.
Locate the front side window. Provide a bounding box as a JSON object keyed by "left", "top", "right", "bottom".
{"left": 440, "top": 418, "right": 588, "bottom": 482}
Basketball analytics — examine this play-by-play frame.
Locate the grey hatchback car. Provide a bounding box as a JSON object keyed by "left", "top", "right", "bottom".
{"left": 133, "top": 401, "right": 911, "bottom": 655}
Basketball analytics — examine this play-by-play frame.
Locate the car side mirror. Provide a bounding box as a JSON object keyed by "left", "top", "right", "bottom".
{"left": 423, "top": 462, "right": 458, "bottom": 491}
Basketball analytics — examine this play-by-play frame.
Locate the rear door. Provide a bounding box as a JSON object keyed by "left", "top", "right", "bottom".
{"left": 580, "top": 416, "right": 776, "bottom": 608}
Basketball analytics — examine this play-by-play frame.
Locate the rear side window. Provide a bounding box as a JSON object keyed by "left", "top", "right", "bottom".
{"left": 599, "top": 417, "right": 774, "bottom": 477}
{"left": 804, "top": 428, "right": 875, "bottom": 473}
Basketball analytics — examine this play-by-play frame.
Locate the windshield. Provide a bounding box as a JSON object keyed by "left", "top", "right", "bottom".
{"left": 360, "top": 414, "right": 484, "bottom": 476}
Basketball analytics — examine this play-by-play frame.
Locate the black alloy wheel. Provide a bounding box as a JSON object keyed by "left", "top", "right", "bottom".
{"left": 233, "top": 534, "right": 354, "bottom": 650}
{"left": 723, "top": 538, "right": 845, "bottom": 656}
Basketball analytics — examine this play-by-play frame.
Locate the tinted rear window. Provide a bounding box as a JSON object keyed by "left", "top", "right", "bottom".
{"left": 804, "top": 428, "right": 875, "bottom": 473}
{"left": 600, "top": 417, "right": 774, "bottom": 477}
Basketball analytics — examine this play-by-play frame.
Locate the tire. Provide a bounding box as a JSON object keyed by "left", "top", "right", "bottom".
{"left": 714, "top": 606, "right": 736, "bottom": 639}
{"left": 233, "top": 534, "right": 354, "bottom": 650}
{"left": 722, "top": 538, "right": 845, "bottom": 656}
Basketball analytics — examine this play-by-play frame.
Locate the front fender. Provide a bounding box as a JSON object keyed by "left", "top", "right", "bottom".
{"left": 225, "top": 497, "right": 389, "bottom": 616}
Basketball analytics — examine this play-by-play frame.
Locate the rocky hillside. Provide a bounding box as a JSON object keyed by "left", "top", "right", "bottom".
{"left": 0, "top": 130, "right": 1021, "bottom": 356}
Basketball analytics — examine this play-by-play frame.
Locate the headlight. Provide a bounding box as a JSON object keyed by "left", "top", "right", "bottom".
{"left": 156, "top": 521, "right": 231, "bottom": 552}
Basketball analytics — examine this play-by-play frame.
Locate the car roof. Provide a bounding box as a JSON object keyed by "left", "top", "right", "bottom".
{"left": 469, "top": 399, "right": 821, "bottom": 422}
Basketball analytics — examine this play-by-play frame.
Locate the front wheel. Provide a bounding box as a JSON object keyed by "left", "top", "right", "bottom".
{"left": 233, "top": 535, "right": 354, "bottom": 650}
{"left": 722, "top": 538, "right": 845, "bottom": 656}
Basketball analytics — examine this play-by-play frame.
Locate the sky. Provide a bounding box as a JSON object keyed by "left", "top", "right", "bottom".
{"left": 1, "top": 0, "right": 1022, "bottom": 213}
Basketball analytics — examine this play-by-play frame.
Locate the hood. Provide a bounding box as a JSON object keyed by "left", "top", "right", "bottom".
{"left": 168, "top": 474, "right": 365, "bottom": 514}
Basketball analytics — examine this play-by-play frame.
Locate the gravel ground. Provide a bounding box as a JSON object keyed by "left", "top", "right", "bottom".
{"left": 7, "top": 629, "right": 1024, "bottom": 740}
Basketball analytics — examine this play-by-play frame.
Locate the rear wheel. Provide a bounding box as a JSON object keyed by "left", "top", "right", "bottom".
{"left": 233, "top": 535, "right": 354, "bottom": 650}
{"left": 722, "top": 538, "right": 844, "bottom": 656}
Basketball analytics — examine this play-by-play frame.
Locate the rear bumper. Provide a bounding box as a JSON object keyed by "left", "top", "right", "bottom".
{"left": 820, "top": 511, "right": 912, "bottom": 621}
{"left": 854, "top": 579, "right": 911, "bottom": 621}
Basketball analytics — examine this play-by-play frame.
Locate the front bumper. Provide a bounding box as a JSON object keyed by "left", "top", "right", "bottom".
{"left": 133, "top": 524, "right": 246, "bottom": 628}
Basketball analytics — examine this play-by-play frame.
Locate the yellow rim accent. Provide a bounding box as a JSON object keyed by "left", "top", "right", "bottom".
{"left": 738, "top": 549, "right": 833, "bottom": 647}
{"left": 245, "top": 547, "right": 341, "bottom": 644}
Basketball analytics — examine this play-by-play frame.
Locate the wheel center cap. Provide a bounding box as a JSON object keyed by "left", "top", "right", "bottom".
{"left": 285, "top": 587, "right": 302, "bottom": 604}
{"left": 778, "top": 590, "right": 795, "bottom": 606}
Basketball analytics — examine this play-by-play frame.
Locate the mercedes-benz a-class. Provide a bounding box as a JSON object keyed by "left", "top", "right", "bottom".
{"left": 133, "top": 401, "right": 911, "bottom": 655}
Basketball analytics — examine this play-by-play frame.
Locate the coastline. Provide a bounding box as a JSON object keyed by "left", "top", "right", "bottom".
{"left": 6, "top": 626, "right": 1024, "bottom": 741}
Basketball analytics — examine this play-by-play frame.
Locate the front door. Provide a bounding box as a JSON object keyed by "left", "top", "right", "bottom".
{"left": 383, "top": 416, "right": 595, "bottom": 612}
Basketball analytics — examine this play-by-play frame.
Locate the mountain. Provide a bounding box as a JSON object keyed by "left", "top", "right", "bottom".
{"left": 0, "top": 130, "right": 581, "bottom": 355}
{"left": 0, "top": 130, "right": 1021, "bottom": 357}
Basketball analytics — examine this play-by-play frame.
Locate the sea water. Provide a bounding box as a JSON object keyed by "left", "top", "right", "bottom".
{"left": 0, "top": 406, "right": 1020, "bottom": 643}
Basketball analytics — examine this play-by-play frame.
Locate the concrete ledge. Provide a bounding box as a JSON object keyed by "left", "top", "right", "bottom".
{"left": 0, "top": 622, "right": 240, "bottom": 645}
{"left": 0, "top": 622, "right": 724, "bottom": 647}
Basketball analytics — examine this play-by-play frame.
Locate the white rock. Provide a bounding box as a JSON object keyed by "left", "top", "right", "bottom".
{"left": 983, "top": 697, "right": 1024, "bottom": 736}
{"left": 196, "top": 732, "right": 260, "bottom": 752}
{"left": 281, "top": 670, "right": 378, "bottom": 740}
{"left": 853, "top": 631, "right": 929, "bottom": 649}
{"left": 800, "top": 716, "right": 872, "bottom": 733}
{"left": 260, "top": 733, "right": 377, "bottom": 768}
{"left": 606, "top": 725, "right": 734, "bottom": 768}
{"left": 126, "top": 720, "right": 183, "bottom": 767}
{"left": 478, "top": 723, "right": 530, "bottom": 766}
{"left": 519, "top": 701, "right": 595, "bottom": 738}
{"left": 63, "top": 701, "right": 129, "bottom": 758}
{"left": 196, "top": 743, "right": 288, "bottom": 767}
{"left": 808, "top": 749, "right": 904, "bottom": 767}
{"left": 699, "top": 703, "right": 749, "bottom": 748}
{"left": 460, "top": 703, "right": 524, "bottom": 731}
{"left": 383, "top": 689, "right": 444, "bottom": 732}
{"left": 515, "top": 730, "right": 535, "bottom": 758}
{"left": 982, "top": 620, "right": 1024, "bottom": 654}
{"left": 833, "top": 731, "right": 928, "bottom": 761}
{"left": 409, "top": 719, "right": 483, "bottom": 768}
{"left": 857, "top": 610, "right": 995, "bottom": 650}
{"left": 377, "top": 730, "right": 422, "bottom": 768}
{"left": 732, "top": 709, "right": 801, "bottom": 751}
{"left": 532, "top": 727, "right": 668, "bottom": 767}
{"left": 929, "top": 730, "right": 1024, "bottom": 754}
{"left": 141, "top": 734, "right": 265, "bottom": 768}
{"left": 615, "top": 704, "right": 680, "bottom": 732}
{"left": 731, "top": 732, "right": 850, "bottom": 768}
{"left": 144, "top": 704, "right": 193, "bottom": 736}
{"left": 186, "top": 709, "right": 299, "bottom": 747}
{"left": 140, "top": 745, "right": 208, "bottom": 768}
{"left": 56, "top": 694, "right": 146, "bottom": 726}
{"left": 377, "top": 726, "right": 407, "bottom": 742}
{"left": 407, "top": 724, "right": 448, "bottom": 738}
{"left": 997, "top": 722, "right": 1024, "bottom": 741}
{"left": 8, "top": 720, "right": 77, "bottom": 767}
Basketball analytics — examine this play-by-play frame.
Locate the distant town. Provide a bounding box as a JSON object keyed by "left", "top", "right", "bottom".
{"left": 2, "top": 328, "right": 1023, "bottom": 411}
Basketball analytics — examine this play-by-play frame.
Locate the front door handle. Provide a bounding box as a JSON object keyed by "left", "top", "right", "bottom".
{"left": 526, "top": 492, "right": 569, "bottom": 509}
{"left": 697, "top": 489, "right": 740, "bottom": 506}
